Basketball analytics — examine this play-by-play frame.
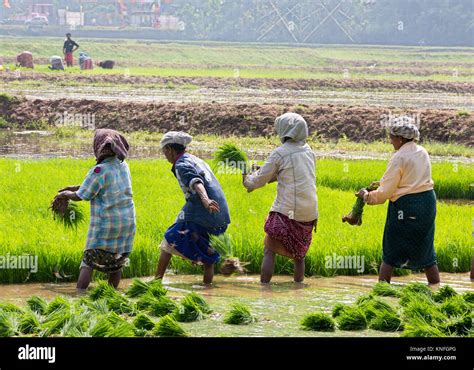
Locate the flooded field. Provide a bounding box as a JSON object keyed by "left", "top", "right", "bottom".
{"left": 0, "top": 273, "right": 472, "bottom": 337}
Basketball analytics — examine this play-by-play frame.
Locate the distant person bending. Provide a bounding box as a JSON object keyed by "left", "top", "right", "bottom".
{"left": 63, "top": 33, "right": 79, "bottom": 67}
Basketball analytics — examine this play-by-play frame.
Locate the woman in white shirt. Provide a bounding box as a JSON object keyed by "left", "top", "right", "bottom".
{"left": 356, "top": 116, "right": 440, "bottom": 285}
{"left": 243, "top": 113, "right": 318, "bottom": 284}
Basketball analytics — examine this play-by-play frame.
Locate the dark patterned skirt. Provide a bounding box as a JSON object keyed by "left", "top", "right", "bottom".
{"left": 382, "top": 190, "right": 437, "bottom": 270}
{"left": 81, "top": 249, "right": 130, "bottom": 273}
{"left": 264, "top": 211, "right": 316, "bottom": 260}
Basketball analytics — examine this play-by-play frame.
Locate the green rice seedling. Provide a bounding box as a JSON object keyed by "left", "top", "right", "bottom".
{"left": 89, "top": 281, "right": 117, "bottom": 301}
{"left": 357, "top": 297, "right": 396, "bottom": 322}
{"left": 126, "top": 278, "right": 167, "bottom": 298}
{"left": 369, "top": 311, "right": 403, "bottom": 332}
{"left": 153, "top": 315, "right": 188, "bottom": 337}
{"left": 337, "top": 307, "right": 367, "bottom": 331}
{"left": 126, "top": 278, "right": 150, "bottom": 298}
{"left": 26, "top": 296, "right": 48, "bottom": 315}
{"left": 86, "top": 298, "right": 110, "bottom": 315}
{"left": 342, "top": 182, "right": 379, "bottom": 226}
{"left": 401, "top": 282, "right": 433, "bottom": 298}
{"left": 210, "top": 234, "right": 247, "bottom": 275}
{"left": 133, "top": 313, "right": 155, "bottom": 331}
{"left": 0, "top": 310, "right": 19, "bottom": 337}
{"left": 148, "top": 296, "right": 178, "bottom": 317}
{"left": 300, "top": 312, "right": 335, "bottom": 332}
{"left": 214, "top": 143, "right": 248, "bottom": 174}
{"left": 462, "top": 292, "right": 474, "bottom": 304}
{"left": 442, "top": 314, "right": 472, "bottom": 336}
{"left": 224, "top": 302, "right": 256, "bottom": 325}
{"left": 45, "top": 296, "right": 70, "bottom": 315}
{"left": 41, "top": 308, "right": 72, "bottom": 336}
{"left": 402, "top": 296, "right": 445, "bottom": 323}
{"left": 18, "top": 310, "right": 41, "bottom": 335}
{"left": 185, "top": 292, "right": 212, "bottom": 314}
{"left": 108, "top": 320, "right": 135, "bottom": 337}
{"left": 0, "top": 302, "right": 23, "bottom": 313}
{"left": 372, "top": 282, "right": 401, "bottom": 297}
{"left": 332, "top": 303, "right": 350, "bottom": 318}
{"left": 88, "top": 316, "right": 112, "bottom": 337}
{"left": 134, "top": 328, "right": 150, "bottom": 337}
{"left": 173, "top": 297, "right": 205, "bottom": 323}
{"left": 50, "top": 197, "right": 86, "bottom": 229}
{"left": 148, "top": 280, "right": 167, "bottom": 298}
{"left": 402, "top": 315, "right": 447, "bottom": 337}
{"left": 439, "top": 296, "right": 471, "bottom": 317}
{"left": 399, "top": 288, "right": 434, "bottom": 307}
{"left": 136, "top": 293, "right": 156, "bottom": 311}
{"left": 105, "top": 294, "right": 136, "bottom": 316}
{"left": 433, "top": 285, "right": 458, "bottom": 303}
{"left": 61, "top": 312, "right": 91, "bottom": 337}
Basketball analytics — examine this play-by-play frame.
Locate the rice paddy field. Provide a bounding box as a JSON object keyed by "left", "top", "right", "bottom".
{"left": 0, "top": 37, "right": 472, "bottom": 344}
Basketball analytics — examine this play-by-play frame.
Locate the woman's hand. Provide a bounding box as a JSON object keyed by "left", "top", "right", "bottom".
{"left": 55, "top": 190, "right": 81, "bottom": 202}
{"left": 58, "top": 185, "right": 80, "bottom": 193}
{"left": 355, "top": 188, "right": 369, "bottom": 200}
{"left": 202, "top": 199, "right": 220, "bottom": 213}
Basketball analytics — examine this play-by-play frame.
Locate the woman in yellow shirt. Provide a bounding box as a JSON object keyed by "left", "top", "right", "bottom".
{"left": 356, "top": 116, "right": 440, "bottom": 285}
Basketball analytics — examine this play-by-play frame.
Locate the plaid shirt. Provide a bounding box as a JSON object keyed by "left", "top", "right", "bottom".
{"left": 77, "top": 157, "right": 136, "bottom": 254}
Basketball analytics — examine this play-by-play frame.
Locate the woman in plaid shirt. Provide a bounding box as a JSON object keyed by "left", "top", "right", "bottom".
{"left": 54, "top": 129, "right": 136, "bottom": 291}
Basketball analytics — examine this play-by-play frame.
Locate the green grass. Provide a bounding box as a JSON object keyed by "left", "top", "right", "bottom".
{"left": 0, "top": 157, "right": 471, "bottom": 283}
{"left": 1, "top": 37, "right": 473, "bottom": 82}
{"left": 224, "top": 302, "right": 256, "bottom": 325}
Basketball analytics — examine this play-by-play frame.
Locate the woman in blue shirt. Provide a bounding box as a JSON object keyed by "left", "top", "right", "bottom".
{"left": 155, "top": 131, "right": 231, "bottom": 285}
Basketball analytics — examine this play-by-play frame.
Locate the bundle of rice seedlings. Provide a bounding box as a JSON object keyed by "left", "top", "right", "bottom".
{"left": 136, "top": 293, "right": 156, "bottom": 311}
{"left": 332, "top": 303, "right": 350, "bottom": 318}
{"left": 153, "top": 315, "right": 188, "bottom": 337}
{"left": 89, "top": 281, "right": 117, "bottom": 301}
{"left": 401, "top": 282, "right": 433, "bottom": 298}
{"left": 372, "top": 282, "right": 401, "bottom": 297}
{"left": 26, "top": 296, "right": 48, "bottom": 315}
{"left": 88, "top": 316, "right": 112, "bottom": 337}
{"left": 108, "top": 320, "right": 135, "bottom": 337}
{"left": 210, "top": 234, "right": 248, "bottom": 276}
{"left": 0, "top": 310, "right": 19, "bottom": 337}
{"left": 45, "top": 296, "right": 70, "bottom": 315}
{"left": 61, "top": 312, "right": 91, "bottom": 337}
{"left": 433, "top": 285, "right": 458, "bottom": 303}
{"left": 214, "top": 143, "right": 249, "bottom": 174}
{"left": 300, "top": 312, "right": 335, "bottom": 332}
{"left": 106, "top": 294, "right": 136, "bottom": 316}
{"left": 402, "top": 297, "right": 445, "bottom": 324}
{"left": 185, "top": 292, "right": 212, "bottom": 314}
{"left": 439, "top": 296, "right": 471, "bottom": 317}
{"left": 336, "top": 307, "right": 367, "bottom": 331}
{"left": 357, "top": 297, "right": 396, "bottom": 322}
{"left": 41, "top": 308, "right": 72, "bottom": 336}
{"left": 369, "top": 311, "right": 404, "bottom": 332}
{"left": 401, "top": 316, "right": 447, "bottom": 337}
{"left": 342, "top": 182, "right": 379, "bottom": 226}
{"left": 133, "top": 313, "right": 155, "bottom": 331}
{"left": 399, "top": 288, "right": 433, "bottom": 307}
{"left": 50, "top": 196, "right": 85, "bottom": 229}
{"left": 442, "top": 314, "right": 472, "bottom": 336}
{"left": 126, "top": 278, "right": 167, "bottom": 298}
{"left": 0, "top": 302, "right": 23, "bottom": 313}
{"left": 462, "top": 291, "right": 474, "bottom": 304}
{"left": 18, "top": 310, "right": 41, "bottom": 335}
{"left": 86, "top": 298, "right": 110, "bottom": 315}
{"left": 134, "top": 328, "right": 150, "bottom": 337}
{"left": 148, "top": 296, "right": 178, "bottom": 317}
{"left": 173, "top": 297, "right": 205, "bottom": 323}
{"left": 126, "top": 278, "right": 150, "bottom": 298}
{"left": 224, "top": 302, "right": 256, "bottom": 325}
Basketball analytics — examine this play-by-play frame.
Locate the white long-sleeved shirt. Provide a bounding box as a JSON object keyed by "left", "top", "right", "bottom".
{"left": 243, "top": 141, "right": 318, "bottom": 222}
{"left": 367, "top": 141, "right": 434, "bottom": 205}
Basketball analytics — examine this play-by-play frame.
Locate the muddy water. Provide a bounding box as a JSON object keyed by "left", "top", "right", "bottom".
{"left": 1, "top": 130, "right": 472, "bottom": 164}
{"left": 3, "top": 84, "right": 472, "bottom": 110}
{"left": 0, "top": 273, "right": 472, "bottom": 337}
